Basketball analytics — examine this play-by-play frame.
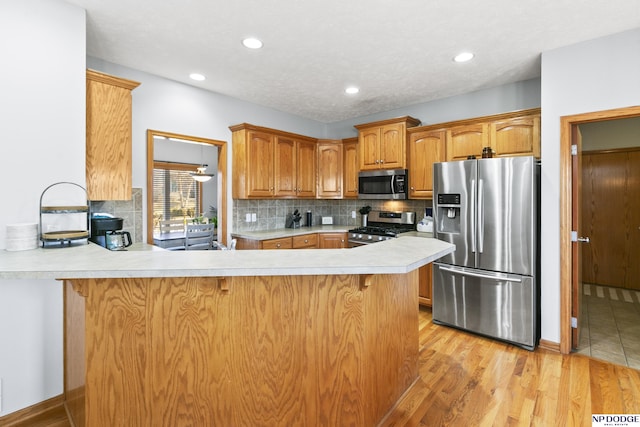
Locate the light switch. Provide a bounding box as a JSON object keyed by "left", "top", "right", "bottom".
{"left": 251, "top": 213, "right": 257, "bottom": 222}
{"left": 246, "top": 213, "right": 251, "bottom": 222}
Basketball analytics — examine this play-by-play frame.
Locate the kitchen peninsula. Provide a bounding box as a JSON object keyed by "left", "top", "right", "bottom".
{"left": 0, "top": 237, "right": 453, "bottom": 426}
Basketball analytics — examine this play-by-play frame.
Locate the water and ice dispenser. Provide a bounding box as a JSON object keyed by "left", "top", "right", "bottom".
{"left": 436, "top": 193, "right": 461, "bottom": 233}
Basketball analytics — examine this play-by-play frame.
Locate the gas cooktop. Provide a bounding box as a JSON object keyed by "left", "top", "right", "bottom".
{"left": 348, "top": 210, "right": 416, "bottom": 245}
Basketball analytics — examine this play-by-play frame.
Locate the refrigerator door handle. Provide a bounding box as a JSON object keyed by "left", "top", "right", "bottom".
{"left": 477, "top": 178, "right": 484, "bottom": 253}
{"left": 438, "top": 265, "right": 523, "bottom": 283}
{"left": 470, "top": 179, "right": 476, "bottom": 253}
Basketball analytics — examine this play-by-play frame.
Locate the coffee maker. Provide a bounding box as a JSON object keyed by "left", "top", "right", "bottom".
{"left": 90, "top": 216, "right": 132, "bottom": 250}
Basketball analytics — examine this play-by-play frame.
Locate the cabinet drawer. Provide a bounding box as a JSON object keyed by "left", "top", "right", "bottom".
{"left": 261, "top": 237, "right": 293, "bottom": 250}
{"left": 292, "top": 233, "right": 318, "bottom": 249}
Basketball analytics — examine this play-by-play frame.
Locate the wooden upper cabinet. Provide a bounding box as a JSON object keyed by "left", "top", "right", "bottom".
{"left": 296, "top": 140, "right": 317, "bottom": 198}
{"left": 445, "top": 123, "right": 489, "bottom": 161}
{"left": 490, "top": 114, "right": 540, "bottom": 158}
{"left": 342, "top": 137, "right": 359, "bottom": 198}
{"left": 231, "top": 123, "right": 316, "bottom": 199}
{"left": 274, "top": 136, "right": 296, "bottom": 197}
{"left": 247, "top": 131, "right": 275, "bottom": 197}
{"left": 317, "top": 140, "right": 343, "bottom": 199}
{"left": 408, "top": 129, "right": 446, "bottom": 199}
{"left": 355, "top": 116, "right": 420, "bottom": 171}
{"left": 443, "top": 109, "right": 541, "bottom": 161}
{"left": 86, "top": 69, "right": 139, "bottom": 200}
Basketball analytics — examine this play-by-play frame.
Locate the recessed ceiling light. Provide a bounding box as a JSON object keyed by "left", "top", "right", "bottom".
{"left": 189, "top": 73, "right": 206, "bottom": 81}
{"left": 453, "top": 52, "right": 474, "bottom": 63}
{"left": 345, "top": 86, "right": 359, "bottom": 95}
{"left": 242, "top": 37, "right": 263, "bottom": 49}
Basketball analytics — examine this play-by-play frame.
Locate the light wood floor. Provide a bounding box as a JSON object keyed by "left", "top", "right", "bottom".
{"left": 12, "top": 307, "right": 640, "bottom": 427}
{"left": 381, "top": 307, "right": 640, "bottom": 426}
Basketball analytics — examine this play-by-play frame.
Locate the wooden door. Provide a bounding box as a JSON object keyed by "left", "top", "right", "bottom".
{"left": 343, "top": 139, "right": 359, "bottom": 198}
{"left": 379, "top": 123, "right": 405, "bottom": 169}
{"left": 317, "top": 142, "right": 342, "bottom": 199}
{"left": 274, "top": 136, "right": 297, "bottom": 197}
{"left": 359, "top": 127, "right": 381, "bottom": 170}
{"left": 445, "top": 123, "right": 488, "bottom": 161}
{"left": 296, "top": 140, "right": 317, "bottom": 198}
{"left": 408, "top": 129, "right": 445, "bottom": 199}
{"left": 571, "top": 126, "right": 583, "bottom": 349}
{"left": 581, "top": 148, "right": 640, "bottom": 290}
{"left": 490, "top": 114, "right": 540, "bottom": 158}
{"left": 247, "top": 131, "right": 274, "bottom": 197}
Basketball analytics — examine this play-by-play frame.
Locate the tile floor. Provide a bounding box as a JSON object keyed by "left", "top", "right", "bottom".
{"left": 577, "top": 284, "right": 640, "bottom": 369}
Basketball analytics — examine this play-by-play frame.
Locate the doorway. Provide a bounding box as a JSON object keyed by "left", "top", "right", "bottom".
{"left": 560, "top": 106, "right": 640, "bottom": 357}
{"left": 145, "top": 129, "right": 228, "bottom": 246}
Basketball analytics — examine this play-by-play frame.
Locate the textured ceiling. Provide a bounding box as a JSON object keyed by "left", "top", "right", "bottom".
{"left": 65, "top": 0, "right": 640, "bottom": 123}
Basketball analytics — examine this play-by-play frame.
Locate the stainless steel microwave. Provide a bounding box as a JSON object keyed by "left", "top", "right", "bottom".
{"left": 358, "top": 169, "right": 408, "bottom": 199}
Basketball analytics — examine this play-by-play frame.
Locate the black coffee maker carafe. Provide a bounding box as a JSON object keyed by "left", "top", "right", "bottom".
{"left": 90, "top": 216, "right": 132, "bottom": 250}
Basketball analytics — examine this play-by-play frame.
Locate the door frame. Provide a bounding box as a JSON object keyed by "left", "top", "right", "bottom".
{"left": 559, "top": 105, "right": 640, "bottom": 354}
{"left": 146, "top": 129, "right": 228, "bottom": 246}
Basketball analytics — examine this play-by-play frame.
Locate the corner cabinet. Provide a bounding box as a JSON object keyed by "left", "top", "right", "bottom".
{"left": 355, "top": 116, "right": 420, "bottom": 170}
{"left": 86, "top": 69, "right": 140, "bottom": 200}
{"left": 408, "top": 129, "right": 446, "bottom": 199}
{"left": 231, "top": 123, "right": 317, "bottom": 199}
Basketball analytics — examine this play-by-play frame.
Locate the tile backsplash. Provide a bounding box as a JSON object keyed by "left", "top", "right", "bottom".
{"left": 90, "top": 188, "right": 143, "bottom": 243}
{"left": 233, "top": 199, "right": 433, "bottom": 232}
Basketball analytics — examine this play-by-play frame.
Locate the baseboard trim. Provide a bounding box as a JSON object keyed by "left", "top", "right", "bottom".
{"left": 0, "top": 394, "right": 67, "bottom": 426}
{"left": 539, "top": 339, "right": 561, "bottom": 352}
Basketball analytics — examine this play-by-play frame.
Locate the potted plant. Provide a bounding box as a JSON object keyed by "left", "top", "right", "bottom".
{"left": 358, "top": 205, "right": 371, "bottom": 227}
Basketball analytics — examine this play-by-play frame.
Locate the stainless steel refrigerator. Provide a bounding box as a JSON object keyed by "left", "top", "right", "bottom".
{"left": 432, "top": 156, "right": 540, "bottom": 350}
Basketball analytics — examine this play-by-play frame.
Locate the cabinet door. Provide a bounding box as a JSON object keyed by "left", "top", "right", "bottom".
{"left": 359, "top": 127, "right": 380, "bottom": 170}
{"left": 317, "top": 142, "right": 342, "bottom": 199}
{"left": 418, "top": 263, "right": 432, "bottom": 307}
{"left": 379, "top": 123, "right": 406, "bottom": 169}
{"left": 292, "top": 233, "right": 318, "bottom": 249}
{"left": 86, "top": 71, "right": 139, "bottom": 201}
{"left": 342, "top": 140, "right": 359, "bottom": 198}
{"left": 247, "top": 131, "right": 275, "bottom": 197}
{"left": 445, "top": 123, "right": 489, "bottom": 161}
{"left": 318, "top": 232, "right": 347, "bottom": 249}
{"left": 261, "top": 237, "right": 293, "bottom": 249}
{"left": 274, "top": 136, "right": 297, "bottom": 197}
{"left": 296, "top": 140, "right": 317, "bottom": 198}
{"left": 408, "top": 130, "right": 446, "bottom": 199}
{"left": 490, "top": 115, "right": 540, "bottom": 158}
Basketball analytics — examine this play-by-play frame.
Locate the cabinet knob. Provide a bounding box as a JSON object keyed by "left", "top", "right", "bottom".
{"left": 380, "top": 159, "right": 385, "bottom": 164}
{"left": 304, "top": 239, "right": 308, "bottom": 243}
{"left": 276, "top": 243, "right": 281, "bottom": 248}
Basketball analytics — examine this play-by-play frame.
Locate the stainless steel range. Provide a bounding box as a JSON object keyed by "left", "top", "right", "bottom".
{"left": 348, "top": 210, "right": 416, "bottom": 247}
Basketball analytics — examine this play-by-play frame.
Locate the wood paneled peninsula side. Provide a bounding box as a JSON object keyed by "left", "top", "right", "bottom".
{"left": 0, "top": 237, "right": 454, "bottom": 426}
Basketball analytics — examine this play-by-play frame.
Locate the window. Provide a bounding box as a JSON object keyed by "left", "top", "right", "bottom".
{"left": 152, "top": 161, "right": 202, "bottom": 232}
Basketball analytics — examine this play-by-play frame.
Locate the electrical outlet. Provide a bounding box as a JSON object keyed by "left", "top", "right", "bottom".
{"left": 351, "top": 211, "right": 356, "bottom": 219}
{"left": 251, "top": 213, "right": 257, "bottom": 222}
{"left": 245, "top": 213, "right": 251, "bottom": 222}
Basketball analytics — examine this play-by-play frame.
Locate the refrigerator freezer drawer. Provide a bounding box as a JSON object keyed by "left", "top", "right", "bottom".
{"left": 432, "top": 263, "right": 537, "bottom": 350}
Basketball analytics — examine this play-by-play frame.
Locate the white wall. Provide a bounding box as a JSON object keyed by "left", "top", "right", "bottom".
{"left": 0, "top": 0, "right": 85, "bottom": 416}
{"left": 540, "top": 28, "right": 640, "bottom": 343}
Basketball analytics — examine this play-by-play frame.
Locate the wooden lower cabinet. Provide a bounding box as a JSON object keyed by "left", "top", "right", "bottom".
{"left": 418, "top": 263, "right": 433, "bottom": 307}
{"left": 64, "top": 272, "right": 420, "bottom": 426}
{"left": 292, "top": 233, "right": 318, "bottom": 249}
{"left": 236, "top": 232, "right": 346, "bottom": 250}
{"left": 318, "top": 232, "right": 348, "bottom": 248}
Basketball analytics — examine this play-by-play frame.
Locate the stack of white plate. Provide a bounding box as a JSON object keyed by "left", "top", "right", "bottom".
{"left": 6, "top": 223, "right": 39, "bottom": 251}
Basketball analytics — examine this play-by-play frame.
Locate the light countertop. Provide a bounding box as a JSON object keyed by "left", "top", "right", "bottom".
{"left": 0, "top": 236, "right": 454, "bottom": 280}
